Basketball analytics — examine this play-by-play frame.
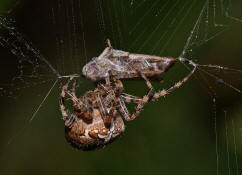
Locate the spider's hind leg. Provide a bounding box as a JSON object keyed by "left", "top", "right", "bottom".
{"left": 119, "top": 89, "right": 153, "bottom": 121}
{"left": 151, "top": 66, "right": 197, "bottom": 101}
{"left": 117, "top": 71, "right": 154, "bottom": 121}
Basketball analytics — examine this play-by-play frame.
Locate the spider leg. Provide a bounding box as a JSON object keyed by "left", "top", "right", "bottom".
{"left": 120, "top": 66, "right": 196, "bottom": 121}
{"left": 118, "top": 71, "right": 154, "bottom": 121}
{"left": 120, "top": 72, "right": 154, "bottom": 104}
{"left": 98, "top": 74, "right": 124, "bottom": 127}
{"left": 69, "top": 79, "right": 81, "bottom": 106}
{"left": 97, "top": 74, "right": 112, "bottom": 94}
{"left": 151, "top": 66, "right": 197, "bottom": 101}
{"left": 113, "top": 79, "right": 123, "bottom": 96}
{"left": 122, "top": 66, "right": 197, "bottom": 102}
{"left": 59, "top": 92, "right": 76, "bottom": 128}
{"left": 119, "top": 93, "right": 149, "bottom": 121}
{"left": 97, "top": 72, "right": 121, "bottom": 108}
{"left": 96, "top": 93, "right": 108, "bottom": 121}
{"left": 64, "top": 109, "right": 76, "bottom": 128}
{"left": 59, "top": 96, "right": 69, "bottom": 121}
{"left": 101, "top": 90, "right": 116, "bottom": 110}
{"left": 69, "top": 82, "right": 95, "bottom": 122}
{"left": 121, "top": 93, "right": 143, "bottom": 103}
{"left": 59, "top": 99, "right": 76, "bottom": 128}
{"left": 63, "top": 78, "right": 83, "bottom": 107}
{"left": 96, "top": 91, "right": 117, "bottom": 128}
{"left": 95, "top": 75, "right": 114, "bottom": 125}
{"left": 59, "top": 77, "right": 84, "bottom": 127}
{"left": 118, "top": 98, "right": 130, "bottom": 120}
{"left": 118, "top": 66, "right": 196, "bottom": 121}
{"left": 119, "top": 88, "right": 153, "bottom": 121}
{"left": 59, "top": 77, "right": 73, "bottom": 121}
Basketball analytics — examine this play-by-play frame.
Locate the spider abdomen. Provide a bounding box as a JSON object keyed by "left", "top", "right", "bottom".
{"left": 65, "top": 109, "right": 125, "bottom": 151}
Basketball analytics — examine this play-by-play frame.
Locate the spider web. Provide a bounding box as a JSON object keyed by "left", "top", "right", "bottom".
{"left": 0, "top": 0, "right": 241, "bottom": 174}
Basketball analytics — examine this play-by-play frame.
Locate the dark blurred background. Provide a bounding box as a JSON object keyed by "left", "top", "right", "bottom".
{"left": 0, "top": 0, "right": 241, "bottom": 175}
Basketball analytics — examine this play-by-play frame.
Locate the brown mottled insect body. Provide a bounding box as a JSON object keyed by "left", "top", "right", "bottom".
{"left": 82, "top": 41, "right": 176, "bottom": 82}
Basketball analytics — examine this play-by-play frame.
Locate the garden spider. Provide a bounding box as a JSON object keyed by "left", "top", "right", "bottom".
{"left": 59, "top": 63, "right": 196, "bottom": 150}
{"left": 59, "top": 71, "right": 153, "bottom": 150}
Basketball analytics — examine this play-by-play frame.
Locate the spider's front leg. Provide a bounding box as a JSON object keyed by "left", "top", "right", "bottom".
{"left": 118, "top": 89, "right": 153, "bottom": 121}
{"left": 59, "top": 77, "right": 85, "bottom": 128}
{"left": 59, "top": 78, "right": 77, "bottom": 128}
{"left": 118, "top": 66, "right": 197, "bottom": 121}
{"left": 97, "top": 74, "right": 124, "bottom": 128}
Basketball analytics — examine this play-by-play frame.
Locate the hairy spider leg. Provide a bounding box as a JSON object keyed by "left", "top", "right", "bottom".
{"left": 121, "top": 93, "right": 143, "bottom": 103}
{"left": 59, "top": 77, "right": 79, "bottom": 128}
{"left": 96, "top": 93, "right": 109, "bottom": 122}
{"left": 121, "top": 66, "right": 197, "bottom": 102}
{"left": 62, "top": 78, "right": 84, "bottom": 107}
{"left": 96, "top": 76, "right": 113, "bottom": 106}
{"left": 118, "top": 66, "right": 197, "bottom": 120}
{"left": 103, "top": 90, "right": 115, "bottom": 107}
{"left": 94, "top": 73, "right": 114, "bottom": 126}
{"left": 68, "top": 79, "right": 94, "bottom": 121}
{"left": 119, "top": 89, "right": 153, "bottom": 121}
{"left": 59, "top": 77, "right": 99, "bottom": 128}
{"left": 98, "top": 74, "right": 124, "bottom": 128}
{"left": 151, "top": 66, "right": 197, "bottom": 101}
{"left": 117, "top": 72, "right": 154, "bottom": 121}
{"left": 118, "top": 94, "right": 144, "bottom": 121}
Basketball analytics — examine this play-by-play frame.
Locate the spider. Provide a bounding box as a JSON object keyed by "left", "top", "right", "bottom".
{"left": 59, "top": 73, "right": 151, "bottom": 150}
{"left": 60, "top": 63, "right": 196, "bottom": 150}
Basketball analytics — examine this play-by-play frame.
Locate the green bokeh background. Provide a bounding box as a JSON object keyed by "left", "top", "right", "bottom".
{"left": 0, "top": 0, "right": 242, "bottom": 175}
